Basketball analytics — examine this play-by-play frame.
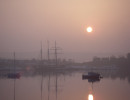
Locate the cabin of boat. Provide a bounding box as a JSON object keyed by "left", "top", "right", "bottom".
{"left": 82, "top": 72, "right": 102, "bottom": 80}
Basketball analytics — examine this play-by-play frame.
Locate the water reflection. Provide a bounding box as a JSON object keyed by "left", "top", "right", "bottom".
{"left": 55, "top": 73, "right": 58, "bottom": 100}
{"left": 39, "top": 69, "right": 65, "bottom": 100}
{"left": 48, "top": 74, "right": 50, "bottom": 100}
{"left": 0, "top": 68, "right": 130, "bottom": 100}
{"left": 13, "top": 77, "right": 16, "bottom": 100}
{"left": 82, "top": 72, "right": 102, "bottom": 100}
{"left": 88, "top": 94, "right": 93, "bottom": 100}
{"left": 41, "top": 71, "right": 43, "bottom": 100}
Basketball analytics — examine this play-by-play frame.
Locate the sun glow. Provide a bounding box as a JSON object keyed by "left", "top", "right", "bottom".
{"left": 88, "top": 94, "right": 93, "bottom": 100}
{"left": 86, "top": 27, "right": 93, "bottom": 33}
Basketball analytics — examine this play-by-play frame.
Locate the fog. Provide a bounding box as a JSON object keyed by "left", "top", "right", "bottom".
{"left": 0, "top": 0, "right": 130, "bottom": 62}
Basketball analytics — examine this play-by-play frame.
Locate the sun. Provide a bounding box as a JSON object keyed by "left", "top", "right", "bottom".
{"left": 86, "top": 26, "right": 93, "bottom": 33}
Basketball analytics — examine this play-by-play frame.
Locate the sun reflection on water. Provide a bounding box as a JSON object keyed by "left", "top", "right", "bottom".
{"left": 88, "top": 94, "right": 94, "bottom": 100}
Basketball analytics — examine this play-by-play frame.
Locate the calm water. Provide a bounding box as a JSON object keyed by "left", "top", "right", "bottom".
{"left": 0, "top": 70, "right": 130, "bottom": 100}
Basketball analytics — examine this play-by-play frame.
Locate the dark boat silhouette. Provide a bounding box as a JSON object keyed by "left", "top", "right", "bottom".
{"left": 88, "top": 77, "right": 100, "bottom": 83}
{"left": 82, "top": 72, "right": 102, "bottom": 80}
{"left": 8, "top": 73, "right": 21, "bottom": 79}
{"left": 8, "top": 52, "right": 21, "bottom": 79}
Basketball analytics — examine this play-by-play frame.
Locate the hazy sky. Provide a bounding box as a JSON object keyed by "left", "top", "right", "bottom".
{"left": 0, "top": 0, "right": 130, "bottom": 61}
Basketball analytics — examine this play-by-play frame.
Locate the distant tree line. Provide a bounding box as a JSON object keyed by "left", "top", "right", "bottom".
{"left": 84, "top": 53, "right": 130, "bottom": 69}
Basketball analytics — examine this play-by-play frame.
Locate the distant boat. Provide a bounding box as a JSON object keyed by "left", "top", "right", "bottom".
{"left": 82, "top": 72, "right": 102, "bottom": 80}
{"left": 8, "top": 52, "right": 21, "bottom": 79}
{"left": 8, "top": 73, "right": 21, "bottom": 79}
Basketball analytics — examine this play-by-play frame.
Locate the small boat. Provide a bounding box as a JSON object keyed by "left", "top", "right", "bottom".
{"left": 8, "top": 73, "right": 21, "bottom": 79}
{"left": 7, "top": 52, "right": 21, "bottom": 79}
{"left": 82, "top": 72, "right": 102, "bottom": 80}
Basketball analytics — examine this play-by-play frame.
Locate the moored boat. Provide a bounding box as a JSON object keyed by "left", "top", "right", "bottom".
{"left": 8, "top": 73, "right": 21, "bottom": 79}
{"left": 82, "top": 72, "right": 102, "bottom": 80}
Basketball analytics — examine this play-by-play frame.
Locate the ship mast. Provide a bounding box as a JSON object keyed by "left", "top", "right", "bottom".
{"left": 41, "top": 41, "right": 43, "bottom": 62}
{"left": 13, "top": 52, "right": 16, "bottom": 100}
{"left": 55, "top": 41, "right": 58, "bottom": 66}
{"left": 47, "top": 40, "right": 50, "bottom": 61}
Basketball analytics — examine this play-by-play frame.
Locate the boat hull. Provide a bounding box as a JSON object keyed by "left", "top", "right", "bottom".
{"left": 82, "top": 75, "right": 100, "bottom": 79}
{"left": 8, "top": 73, "right": 21, "bottom": 79}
